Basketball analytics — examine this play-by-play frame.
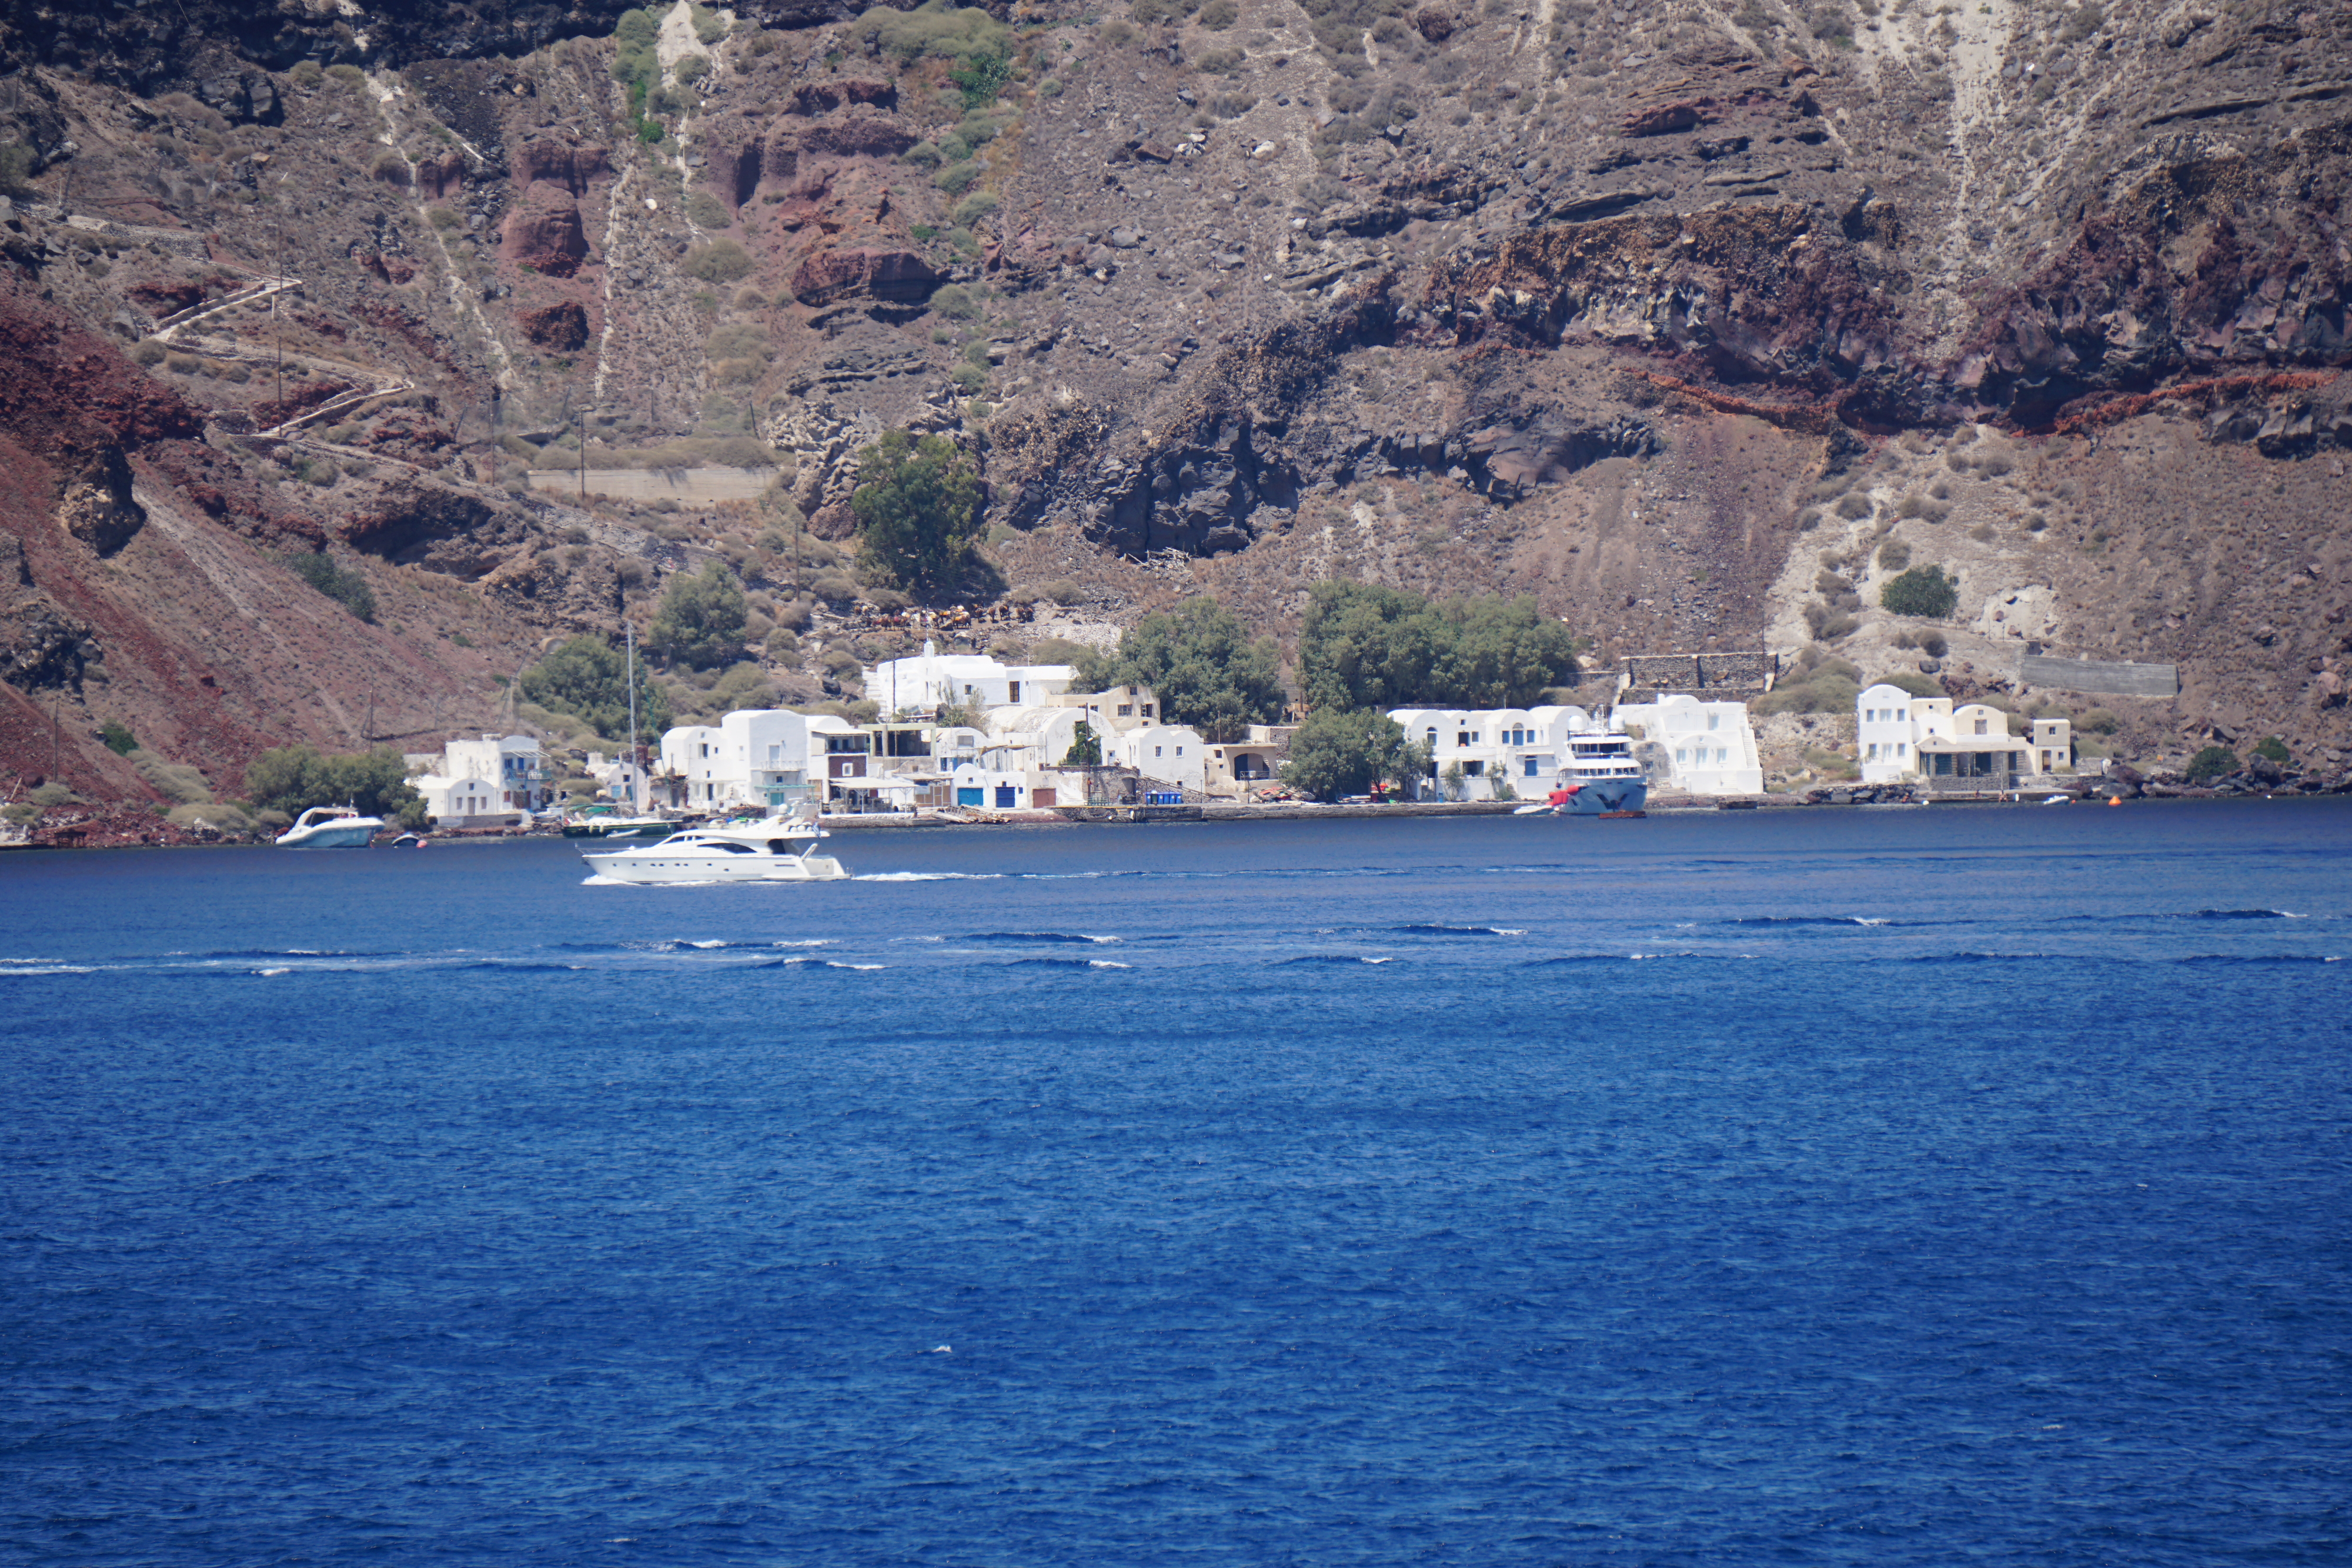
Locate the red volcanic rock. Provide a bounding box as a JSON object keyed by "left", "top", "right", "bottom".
{"left": 503, "top": 187, "right": 589, "bottom": 278}
{"left": 791, "top": 78, "right": 896, "bottom": 115}
{"left": 790, "top": 248, "right": 940, "bottom": 305}
{"left": 128, "top": 278, "right": 206, "bottom": 315}
{"left": 415, "top": 151, "right": 466, "bottom": 200}
{"left": 513, "top": 139, "right": 613, "bottom": 196}
{"left": 519, "top": 301, "right": 590, "bottom": 352}
{"left": 1623, "top": 101, "right": 1706, "bottom": 136}
{"left": 798, "top": 108, "right": 920, "bottom": 159}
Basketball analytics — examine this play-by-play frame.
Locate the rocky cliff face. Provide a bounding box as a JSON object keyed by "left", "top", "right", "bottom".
{"left": 1, "top": 0, "right": 2347, "bottom": 803}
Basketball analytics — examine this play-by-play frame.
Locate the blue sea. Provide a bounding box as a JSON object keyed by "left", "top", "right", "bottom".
{"left": 4, "top": 803, "right": 2348, "bottom": 1566}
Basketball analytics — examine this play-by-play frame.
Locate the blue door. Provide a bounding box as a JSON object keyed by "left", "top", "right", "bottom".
{"left": 957, "top": 787, "right": 983, "bottom": 806}
{"left": 994, "top": 786, "right": 1018, "bottom": 808}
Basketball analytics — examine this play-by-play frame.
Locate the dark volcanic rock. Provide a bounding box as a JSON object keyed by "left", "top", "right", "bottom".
{"left": 789, "top": 248, "right": 939, "bottom": 305}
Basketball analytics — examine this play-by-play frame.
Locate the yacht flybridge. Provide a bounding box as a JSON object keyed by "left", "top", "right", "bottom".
{"left": 1548, "top": 726, "right": 1649, "bottom": 815}
{"left": 582, "top": 810, "right": 848, "bottom": 884}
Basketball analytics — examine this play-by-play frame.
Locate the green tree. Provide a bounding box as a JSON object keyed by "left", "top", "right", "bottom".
{"left": 2185, "top": 745, "right": 2239, "bottom": 782}
{"left": 1061, "top": 718, "right": 1102, "bottom": 766}
{"left": 520, "top": 634, "right": 673, "bottom": 741}
{"left": 99, "top": 721, "right": 138, "bottom": 755}
{"left": 1297, "top": 580, "right": 1578, "bottom": 711}
{"left": 1077, "top": 597, "right": 1287, "bottom": 743}
{"left": 1880, "top": 564, "right": 1959, "bottom": 618}
{"left": 245, "top": 744, "right": 425, "bottom": 828}
{"left": 2253, "top": 735, "right": 2290, "bottom": 764}
{"left": 1282, "top": 708, "right": 1423, "bottom": 803}
{"left": 850, "top": 430, "right": 984, "bottom": 597}
{"left": 650, "top": 560, "right": 750, "bottom": 670}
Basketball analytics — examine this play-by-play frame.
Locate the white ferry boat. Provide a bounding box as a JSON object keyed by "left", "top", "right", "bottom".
{"left": 275, "top": 805, "right": 384, "bottom": 848}
{"left": 582, "top": 811, "right": 848, "bottom": 884}
{"left": 1546, "top": 728, "right": 1649, "bottom": 815}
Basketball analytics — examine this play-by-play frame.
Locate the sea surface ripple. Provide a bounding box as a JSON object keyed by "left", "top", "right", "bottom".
{"left": 3, "top": 802, "right": 2348, "bottom": 1565}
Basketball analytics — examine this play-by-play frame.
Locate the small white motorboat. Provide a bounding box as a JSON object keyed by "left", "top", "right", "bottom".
{"left": 2043, "top": 794, "right": 2072, "bottom": 805}
{"left": 275, "top": 805, "right": 385, "bottom": 848}
{"left": 583, "top": 811, "right": 848, "bottom": 884}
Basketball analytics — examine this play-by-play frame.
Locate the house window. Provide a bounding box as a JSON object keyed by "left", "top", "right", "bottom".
{"left": 1457, "top": 731, "right": 1471, "bottom": 746}
{"left": 1008, "top": 681, "right": 1020, "bottom": 703}
{"left": 1175, "top": 747, "right": 1183, "bottom": 757}
{"left": 1897, "top": 743, "right": 1907, "bottom": 757}
{"left": 1708, "top": 713, "right": 1720, "bottom": 730}
{"left": 1975, "top": 718, "right": 1989, "bottom": 735}
{"left": 1155, "top": 745, "right": 1163, "bottom": 757}
{"left": 1717, "top": 749, "right": 1729, "bottom": 764}
{"left": 1523, "top": 757, "right": 1540, "bottom": 777}
{"left": 1464, "top": 761, "right": 1483, "bottom": 776}
{"left": 769, "top": 744, "right": 781, "bottom": 761}
{"left": 1118, "top": 704, "right": 1134, "bottom": 717}
{"left": 1675, "top": 748, "right": 1688, "bottom": 764}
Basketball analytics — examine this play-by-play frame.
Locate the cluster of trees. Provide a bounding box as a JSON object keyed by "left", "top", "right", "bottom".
{"left": 520, "top": 634, "right": 674, "bottom": 741}
{"left": 1063, "top": 582, "right": 1581, "bottom": 802}
{"left": 1071, "top": 599, "right": 1287, "bottom": 744}
{"left": 244, "top": 744, "right": 425, "bottom": 828}
{"left": 1295, "top": 582, "right": 1581, "bottom": 712}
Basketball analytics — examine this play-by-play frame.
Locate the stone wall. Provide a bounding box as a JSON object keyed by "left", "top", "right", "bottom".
{"left": 2019, "top": 656, "right": 2180, "bottom": 698}
{"left": 1622, "top": 651, "right": 1779, "bottom": 691}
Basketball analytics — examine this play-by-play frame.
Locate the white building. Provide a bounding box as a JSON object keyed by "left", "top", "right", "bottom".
{"left": 1204, "top": 726, "right": 1295, "bottom": 798}
{"left": 658, "top": 709, "right": 836, "bottom": 810}
{"left": 1612, "top": 694, "right": 1763, "bottom": 795}
{"left": 864, "top": 640, "right": 1075, "bottom": 717}
{"left": 1857, "top": 685, "right": 2066, "bottom": 784}
{"left": 1111, "top": 723, "right": 1205, "bottom": 794}
{"left": 1389, "top": 706, "right": 1596, "bottom": 799}
{"left": 410, "top": 773, "right": 501, "bottom": 825}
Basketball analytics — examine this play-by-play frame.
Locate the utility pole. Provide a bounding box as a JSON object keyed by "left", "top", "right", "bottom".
{"left": 577, "top": 403, "right": 586, "bottom": 502}
{"left": 625, "top": 619, "right": 640, "bottom": 813}
{"left": 271, "top": 218, "right": 284, "bottom": 413}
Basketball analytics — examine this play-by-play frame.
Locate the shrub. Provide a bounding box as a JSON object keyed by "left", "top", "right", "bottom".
{"left": 673, "top": 53, "right": 710, "bottom": 84}
{"left": 682, "top": 240, "right": 754, "bottom": 282}
{"left": 1880, "top": 564, "right": 1958, "bottom": 618}
{"left": 933, "top": 160, "right": 983, "bottom": 195}
{"left": 2185, "top": 745, "right": 2239, "bottom": 782}
{"left": 100, "top": 720, "right": 138, "bottom": 755}
{"left": 930, "top": 283, "right": 977, "bottom": 319}
{"left": 1200, "top": 0, "right": 1240, "bottom": 26}
{"left": 1833, "top": 492, "right": 1873, "bottom": 520}
{"left": 2076, "top": 708, "right": 2120, "bottom": 735}
{"left": 288, "top": 59, "right": 325, "bottom": 88}
{"left": 951, "top": 190, "right": 998, "bottom": 227}
{"left": 130, "top": 340, "right": 167, "bottom": 366}
{"left": 649, "top": 560, "right": 750, "bottom": 670}
{"left": 853, "top": 2, "right": 1013, "bottom": 65}
{"left": 690, "top": 2, "right": 727, "bottom": 41}
{"left": 1132, "top": 0, "right": 1201, "bottom": 20}
{"left": 426, "top": 206, "right": 460, "bottom": 230}
{"left": 1755, "top": 654, "right": 1862, "bottom": 716}
{"left": 1917, "top": 631, "right": 1948, "bottom": 658}
{"left": 2253, "top": 735, "right": 2290, "bottom": 764}
{"left": 1876, "top": 538, "right": 1912, "bottom": 571}
{"left": 1879, "top": 671, "right": 1943, "bottom": 698}
{"left": 903, "top": 141, "right": 944, "bottom": 168}
{"left": 165, "top": 353, "right": 201, "bottom": 374}
{"left": 30, "top": 782, "right": 81, "bottom": 807}
{"left": 284, "top": 550, "right": 376, "bottom": 622}
{"left": 130, "top": 749, "right": 213, "bottom": 804}
{"left": 686, "top": 188, "right": 730, "bottom": 228}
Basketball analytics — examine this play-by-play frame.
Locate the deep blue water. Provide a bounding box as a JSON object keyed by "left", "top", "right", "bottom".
{"left": 4, "top": 803, "right": 2349, "bottom": 1567}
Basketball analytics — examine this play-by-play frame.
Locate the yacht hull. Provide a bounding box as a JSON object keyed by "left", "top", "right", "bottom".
{"left": 275, "top": 821, "right": 381, "bottom": 848}
{"left": 583, "top": 852, "right": 849, "bottom": 884}
{"left": 1557, "top": 778, "right": 1649, "bottom": 815}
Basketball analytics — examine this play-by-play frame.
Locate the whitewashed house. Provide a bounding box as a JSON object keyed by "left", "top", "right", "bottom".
{"left": 410, "top": 772, "right": 501, "bottom": 825}
{"left": 1112, "top": 723, "right": 1206, "bottom": 794}
{"left": 444, "top": 733, "right": 547, "bottom": 815}
{"left": 1204, "top": 726, "right": 1295, "bottom": 798}
{"left": 864, "top": 640, "right": 1074, "bottom": 717}
{"left": 1612, "top": 694, "right": 1763, "bottom": 795}
{"left": 1857, "top": 686, "right": 2060, "bottom": 785}
{"left": 1389, "top": 706, "right": 1595, "bottom": 799}
{"left": 659, "top": 709, "right": 829, "bottom": 810}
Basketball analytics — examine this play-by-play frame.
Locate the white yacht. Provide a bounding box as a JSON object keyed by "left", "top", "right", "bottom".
{"left": 582, "top": 812, "right": 848, "bottom": 884}
{"left": 275, "top": 805, "right": 385, "bottom": 848}
{"left": 1546, "top": 727, "right": 1649, "bottom": 815}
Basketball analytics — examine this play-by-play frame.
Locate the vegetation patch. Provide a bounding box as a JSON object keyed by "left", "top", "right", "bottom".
{"left": 284, "top": 550, "right": 377, "bottom": 622}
